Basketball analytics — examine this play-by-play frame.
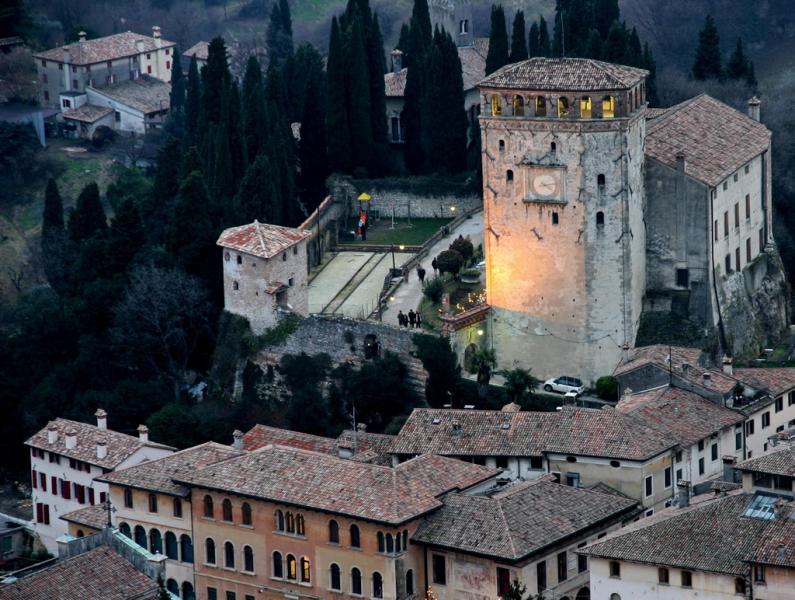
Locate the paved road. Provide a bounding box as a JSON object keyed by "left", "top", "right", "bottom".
{"left": 381, "top": 211, "right": 484, "bottom": 325}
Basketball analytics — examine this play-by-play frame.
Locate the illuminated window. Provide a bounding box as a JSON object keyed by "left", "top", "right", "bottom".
{"left": 286, "top": 554, "right": 297, "bottom": 580}
{"left": 580, "top": 96, "right": 592, "bottom": 118}
{"left": 535, "top": 96, "right": 546, "bottom": 116}
{"left": 602, "top": 95, "right": 615, "bottom": 118}
{"left": 557, "top": 97, "right": 569, "bottom": 118}
{"left": 491, "top": 95, "right": 502, "bottom": 116}
{"left": 512, "top": 95, "right": 524, "bottom": 116}
{"left": 300, "top": 556, "right": 311, "bottom": 583}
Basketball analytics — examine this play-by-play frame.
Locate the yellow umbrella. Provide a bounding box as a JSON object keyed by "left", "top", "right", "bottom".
{"left": 357, "top": 193, "right": 371, "bottom": 201}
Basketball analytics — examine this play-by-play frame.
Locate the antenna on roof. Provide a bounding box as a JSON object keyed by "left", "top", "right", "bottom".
{"left": 349, "top": 402, "right": 358, "bottom": 456}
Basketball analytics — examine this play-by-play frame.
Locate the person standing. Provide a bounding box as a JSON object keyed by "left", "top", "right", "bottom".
{"left": 397, "top": 310, "right": 406, "bottom": 327}
{"left": 408, "top": 309, "right": 417, "bottom": 328}
{"left": 417, "top": 265, "right": 426, "bottom": 284}
{"left": 415, "top": 312, "right": 422, "bottom": 329}
{"left": 431, "top": 258, "right": 438, "bottom": 275}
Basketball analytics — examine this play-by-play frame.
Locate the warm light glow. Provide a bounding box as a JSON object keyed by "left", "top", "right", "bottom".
{"left": 477, "top": 329, "right": 484, "bottom": 336}
{"left": 580, "top": 96, "right": 592, "bottom": 118}
{"left": 390, "top": 296, "right": 395, "bottom": 302}
{"left": 557, "top": 97, "right": 569, "bottom": 118}
{"left": 491, "top": 94, "right": 502, "bottom": 116}
{"left": 512, "top": 95, "right": 524, "bottom": 116}
{"left": 399, "top": 245, "right": 405, "bottom": 251}
{"left": 450, "top": 206, "right": 456, "bottom": 212}
{"left": 602, "top": 95, "right": 615, "bottom": 118}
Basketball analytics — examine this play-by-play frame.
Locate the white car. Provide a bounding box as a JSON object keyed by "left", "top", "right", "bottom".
{"left": 543, "top": 376, "right": 585, "bottom": 396}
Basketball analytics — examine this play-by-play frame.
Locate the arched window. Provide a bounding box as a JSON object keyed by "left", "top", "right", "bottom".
{"left": 232, "top": 281, "right": 239, "bottom": 290}
{"left": 203, "top": 495, "right": 213, "bottom": 519}
{"left": 300, "top": 556, "right": 311, "bottom": 583}
{"left": 134, "top": 525, "right": 147, "bottom": 548}
{"left": 597, "top": 173, "right": 605, "bottom": 188}
{"left": 460, "top": 19, "right": 468, "bottom": 35}
{"left": 513, "top": 95, "right": 525, "bottom": 116}
{"left": 330, "top": 563, "right": 342, "bottom": 591}
{"left": 535, "top": 96, "right": 546, "bottom": 116}
{"left": 165, "top": 531, "right": 178, "bottom": 559}
{"left": 506, "top": 170, "right": 514, "bottom": 183}
{"left": 224, "top": 252, "right": 230, "bottom": 262}
{"left": 243, "top": 545, "right": 254, "bottom": 572}
{"left": 236, "top": 255, "right": 242, "bottom": 265}
{"left": 602, "top": 95, "right": 615, "bottom": 118}
{"left": 551, "top": 141, "right": 557, "bottom": 153}
{"left": 491, "top": 94, "right": 502, "bottom": 116}
{"left": 275, "top": 509, "right": 284, "bottom": 531}
{"left": 205, "top": 538, "right": 216, "bottom": 565}
{"left": 119, "top": 522, "right": 131, "bottom": 538}
{"left": 403, "top": 530, "right": 408, "bottom": 550}
{"left": 596, "top": 211, "right": 605, "bottom": 226}
{"left": 286, "top": 554, "right": 297, "bottom": 580}
{"left": 296, "top": 514, "right": 305, "bottom": 535}
{"left": 180, "top": 534, "right": 194, "bottom": 563}
{"left": 557, "top": 97, "right": 570, "bottom": 118}
{"left": 166, "top": 579, "right": 179, "bottom": 596}
{"left": 499, "top": 139, "right": 505, "bottom": 152}
{"left": 350, "top": 524, "right": 361, "bottom": 548}
{"left": 351, "top": 568, "right": 363, "bottom": 595}
{"left": 329, "top": 519, "right": 339, "bottom": 543}
{"left": 286, "top": 512, "right": 295, "bottom": 533}
{"left": 76, "top": 529, "right": 84, "bottom": 538}
{"left": 272, "top": 551, "right": 283, "bottom": 578}
{"left": 373, "top": 572, "right": 384, "bottom": 598}
{"left": 241, "top": 502, "right": 252, "bottom": 526}
{"left": 386, "top": 533, "right": 394, "bottom": 554}
{"left": 172, "top": 497, "right": 182, "bottom": 518}
{"left": 123, "top": 488, "right": 133, "bottom": 508}
{"left": 182, "top": 582, "right": 195, "bottom": 600}
{"left": 224, "top": 541, "right": 235, "bottom": 569}
{"left": 609, "top": 595, "right": 621, "bottom": 600}
{"left": 396, "top": 533, "right": 402, "bottom": 553}
{"left": 148, "top": 494, "right": 158, "bottom": 513}
{"left": 406, "top": 569, "right": 415, "bottom": 595}
{"left": 580, "top": 96, "right": 592, "bottom": 118}
{"left": 222, "top": 498, "right": 233, "bottom": 522}
{"left": 377, "top": 531, "right": 385, "bottom": 553}
{"left": 576, "top": 588, "right": 591, "bottom": 600}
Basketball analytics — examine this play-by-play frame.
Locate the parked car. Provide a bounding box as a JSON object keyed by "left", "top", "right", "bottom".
{"left": 543, "top": 376, "right": 585, "bottom": 395}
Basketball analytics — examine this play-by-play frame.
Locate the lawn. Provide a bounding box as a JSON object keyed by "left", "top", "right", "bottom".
{"left": 348, "top": 218, "right": 452, "bottom": 247}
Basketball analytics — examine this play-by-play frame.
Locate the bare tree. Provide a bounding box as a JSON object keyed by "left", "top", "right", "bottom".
{"left": 0, "top": 49, "right": 38, "bottom": 103}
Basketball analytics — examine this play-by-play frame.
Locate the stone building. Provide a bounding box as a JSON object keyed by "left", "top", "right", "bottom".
{"left": 33, "top": 27, "right": 175, "bottom": 109}
{"left": 478, "top": 58, "right": 649, "bottom": 383}
{"left": 216, "top": 221, "right": 311, "bottom": 335}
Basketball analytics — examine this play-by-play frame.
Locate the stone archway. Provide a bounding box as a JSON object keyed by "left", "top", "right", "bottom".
{"left": 576, "top": 588, "right": 590, "bottom": 600}
{"left": 463, "top": 343, "right": 478, "bottom": 372}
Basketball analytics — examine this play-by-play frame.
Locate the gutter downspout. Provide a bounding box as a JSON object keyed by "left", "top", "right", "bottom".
{"left": 423, "top": 545, "right": 429, "bottom": 597}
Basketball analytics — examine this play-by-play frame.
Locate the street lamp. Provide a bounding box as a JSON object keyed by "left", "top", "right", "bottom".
{"left": 391, "top": 245, "right": 406, "bottom": 273}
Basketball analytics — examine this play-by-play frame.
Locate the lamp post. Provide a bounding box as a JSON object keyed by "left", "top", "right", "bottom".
{"left": 390, "top": 245, "right": 405, "bottom": 275}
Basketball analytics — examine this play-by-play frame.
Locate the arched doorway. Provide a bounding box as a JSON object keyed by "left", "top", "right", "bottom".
{"left": 575, "top": 588, "right": 590, "bottom": 600}
{"left": 464, "top": 343, "right": 478, "bottom": 372}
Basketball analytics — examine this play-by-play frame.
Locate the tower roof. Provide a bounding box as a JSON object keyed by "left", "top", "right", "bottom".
{"left": 479, "top": 57, "right": 647, "bottom": 92}
{"left": 216, "top": 220, "right": 311, "bottom": 259}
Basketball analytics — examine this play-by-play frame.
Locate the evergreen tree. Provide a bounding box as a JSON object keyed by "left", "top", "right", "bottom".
{"left": 345, "top": 15, "right": 373, "bottom": 175}
{"left": 169, "top": 50, "right": 185, "bottom": 111}
{"left": 402, "top": 36, "right": 425, "bottom": 174}
{"left": 643, "top": 42, "right": 658, "bottom": 106}
{"left": 510, "top": 10, "right": 528, "bottom": 62}
{"left": 326, "top": 17, "right": 351, "bottom": 173}
{"left": 551, "top": 0, "right": 568, "bottom": 56}
{"left": 726, "top": 37, "right": 749, "bottom": 80}
{"left": 285, "top": 44, "right": 325, "bottom": 123}
{"left": 746, "top": 61, "right": 757, "bottom": 90}
{"left": 241, "top": 55, "right": 268, "bottom": 162}
{"left": 68, "top": 182, "right": 107, "bottom": 243}
{"left": 225, "top": 81, "right": 247, "bottom": 191}
{"left": 168, "top": 171, "right": 215, "bottom": 281}
{"left": 209, "top": 115, "right": 234, "bottom": 225}
{"left": 201, "top": 37, "right": 230, "bottom": 126}
{"left": 528, "top": 21, "right": 540, "bottom": 57}
{"left": 604, "top": 21, "right": 628, "bottom": 64}
{"left": 267, "top": 0, "right": 294, "bottom": 68}
{"left": 584, "top": 28, "right": 603, "bottom": 59}
{"left": 298, "top": 65, "right": 329, "bottom": 211}
{"left": 234, "top": 154, "right": 279, "bottom": 223}
{"left": 184, "top": 55, "right": 201, "bottom": 143}
{"left": 410, "top": 0, "right": 432, "bottom": 51}
{"left": 624, "top": 26, "right": 642, "bottom": 66}
{"left": 594, "top": 0, "right": 620, "bottom": 39}
{"left": 108, "top": 198, "right": 145, "bottom": 274}
{"left": 145, "top": 137, "right": 183, "bottom": 236}
{"left": 397, "top": 23, "right": 411, "bottom": 55}
{"left": 485, "top": 5, "right": 509, "bottom": 75}
{"left": 692, "top": 15, "right": 722, "bottom": 80}
{"left": 566, "top": 0, "right": 595, "bottom": 56}
{"left": 538, "top": 16, "right": 551, "bottom": 57}
{"left": 41, "top": 178, "right": 68, "bottom": 292}
{"left": 366, "top": 12, "right": 388, "bottom": 176}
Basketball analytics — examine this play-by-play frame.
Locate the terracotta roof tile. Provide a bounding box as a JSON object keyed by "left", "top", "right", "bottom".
{"left": 752, "top": 519, "right": 795, "bottom": 567}
{"left": 60, "top": 504, "right": 107, "bottom": 530}
{"left": 480, "top": 57, "right": 647, "bottom": 91}
{"left": 174, "top": 445, "right": 498, "bottom": 525}
{"left": 34, "top": 31, "right": 175, "bottom": 65}
{"left": 90, "top": 78, "right": 170, "bottom": 114}
{"left": 26, "top": 418, "right": 173, "bottom": 470}
{"left": 96, "top": 442, "right": 244, "bottom": 496}
{"left": 413, "top": 479, "right": 638, "bottom": 560}
{"left": 243, "top": 425, "right": 338, "bottom": 454}
{"left": 0, "top": 545, "right": 159, "bottom": 600}
{"left": 733, "top": 367, "right": 795, "bottom": 397}
{"left": 384, "top": 68, "right": 407, "bottom": 97}
{"left": 738, "top": 446, "right": 795, "bottom": 477}
{"left": 646, "top": 94, "right": 770, "bottom": 187}
{"left": 62, "top": 104, "right": 113, "bottom": 123}
{"left": 458, "top": 38, "right": 489, "bottom": 91}
{"left": 216, "top": 220, "right": 311, "bottom": 259}
{"left": 183, "top": 41, "right": 209, "bottom": 61}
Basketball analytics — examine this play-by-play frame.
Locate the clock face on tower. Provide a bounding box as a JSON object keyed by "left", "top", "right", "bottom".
{"left": 527, "top": 168, "right": 562, "bottom": 201}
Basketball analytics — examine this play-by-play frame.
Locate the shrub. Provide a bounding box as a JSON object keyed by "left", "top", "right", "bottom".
{"left": 436, "top": 249, "right": 464, "bottom": 276}
{"left": 595, "top": 375, "right": 619, "bottom": 401}
{"left": 423, "top": 276, "right": 444, "bottom": 303}
{"left": 449, "top": 235, "right": 474, "bottom": 262}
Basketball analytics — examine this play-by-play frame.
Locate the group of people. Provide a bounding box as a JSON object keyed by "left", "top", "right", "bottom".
{"left": 397, "top": 309, "right": 421, "bottom": 328}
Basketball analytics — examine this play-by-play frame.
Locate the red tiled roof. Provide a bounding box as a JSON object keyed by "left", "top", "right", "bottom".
{"left": 174, "top": 445, "right": 498, "bottom": 525}
{"left": 384, "top": 68, "right": 407, "bottom": 97}
{"left": 216, "top": 220, "right": 311, "bottom": 259}
{"left": 89, "top": 78, "right": 170, "bottom": 114}
{"left": 646, "top": 94, "right": 770, "bottom": 187}
{"left": 243, "top": 425, "right": 337, "bottom": 453}
{"left": 459, "top": 38, "right": 489, "bottom": 91}
{"left": 62, "top": 104, "right": 113, "bottom": 123}
{"left": 34, "top": 31, "right": 175, "bottom": 65}
{"left": 480, "top": 57, "right": 647, "bottom": 91}
{"left": 60, "top": 504, "right": 107, "bottom": 530}
{"left": 733, "top": 367, "right": 795, "bottom": 397}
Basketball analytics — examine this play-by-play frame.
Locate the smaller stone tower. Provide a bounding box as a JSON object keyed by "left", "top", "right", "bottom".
{"left": 217, "top": 221, "right": 311, "bottom": 334}
{"left": 430, "top": 0, "right": 474, "bottom": 47}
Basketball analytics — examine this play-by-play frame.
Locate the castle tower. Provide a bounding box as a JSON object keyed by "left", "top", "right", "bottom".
{"left": 430, "top": 0, "right": 473, "bottom": 47}
{"left": 478, "top": 58, "right": 649, "bottom": 383}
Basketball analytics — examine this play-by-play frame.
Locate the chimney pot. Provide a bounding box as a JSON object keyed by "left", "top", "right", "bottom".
{"left": 722, "top": 356, "right": 733, "bottom": 376}
{"left": 95, "top": 408, "right": 107, "bottom": 430}
{"left": 773, "top": 498, "right": 789, "bottom": 519}
{"left": 703, "top": 372, "right": 711, "bottom": 381}
{"left": 232, "top": 430, "right": 244, "bottom": 450}
{"left": 96, "top": 437, "right": 107, "bottom": 460}
{"left": 78, "top": 31, "right": 87, "bottom": 43}
{"left": 356, "top": 423, "right": 367, "bottom": 433}
{"left": 622, "top": 387, "right": 633, "bottom": 402}
{"left": 677, "top": 480, "right": 690, "bottom": 508}
{"left": 675, "top": 151, "right": 686, "bottom": 173}
{"left": 65, "top": 428, "right": 77, "bottom": 450}
{"left": 390, "top": 49, "right": 403, "bottom": 73}
{"left": 47, "top": 425, "right": 59, "bottom": 445}
{"left": 137, "top": 425, "right": 149, "bottom": 444}
{"left": 748, "top": 96, "right": 761, "bottom": 122}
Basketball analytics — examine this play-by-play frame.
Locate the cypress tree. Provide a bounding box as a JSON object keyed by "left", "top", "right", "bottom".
{"left": 107, "top": 198, "right": 145, "bottom": 274}
{"left": 584, "top": 29, "right": 603, "bottom": 59}
{"left": 226, "top": 81, "right": 247, "bottom": 191}
{"left": 145, "top": 137, "right": 183, "bottom": 232}
{"left": 604, "top": 21, "right": 628, "bottom": 64}
{"left": 642, "top": 42, "right": 658, "bottom": 106}
{"left": 551, "top": 0, "right": 568, "bottom": 56}
{"left": 397, "top": 23, "right": 410, "bottom": 55}
{"left": 485, "top": 5, "right": 509, "bottom": 74}
{"left": 402, "top": 31, "right": 426, "bottom": 174}
{"left": 624, "top": 27, "right": 642, "bottom": 66}
{"left": 234, "top": 154, "right": 276, "bottom": 223}
{"left": 528, "top": 21, "right": 540, "bottom": 57}
{"left": 299, "top": 65, "right": 329, "bottom": 211}
{"left": 692, "top": 15, "right": 722, "bottom": 80}
{"left": 326, "top": 17, "right": 351, "bottom": 173}
{"left": 538, "top": 16, "right": 551, "bottom": 57}
{"left": 201, "top": 37, "right": 230, "bottom": 126}
{"left": 267, "top": 0, "right": 294, "bottom": 68}
{"left": 366, "top": 12, "right": 388, "bottom": 176}
{"left": 169, "top": 49, "right": 185, "bottom": 111}
{"left": 594, "top": 0, "right": 620, "bottom": 39}
{"left": 41, "top": 178, "right": 68, "bottom": 291}
{"left": 346, "top": 16, "right": 373, "bottom": 175}
{"left": 285, "top": 44, "right": 324, "bottom": 124}
{"left": 68, "top": 182, "right": 107, "bottom": 243}
{"left": 242, "top": 55, "right": 268, "bottom": 162}
{"left": 184, "top": 55, "right": 201, "bottom": 142}
{"left": 209, "top": 116, "right": 234, "bottom": 226}
{"left": 410, "top": 0, "right": 432, "bottom": 50}
{"left": 180, "top": 145, "right": 203, "bottom": 180}
{"left": 567, "top": 0, "right": 594, "bottom": 56}
{"left": 168, "top": 171, "right": 214, "bottom": 279}
{"left": 746, "top": 61, "right": 757, "bottom": 90}
{"left": 726, "top": 38, "right": 749, "bottom": 80}
{"left": 510, "top": 10, "right": 528, "bottom": 62}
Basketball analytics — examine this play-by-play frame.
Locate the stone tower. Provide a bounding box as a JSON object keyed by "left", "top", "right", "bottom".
{"left": 478, "top": 58, "right": 649, "bottom": 383}
{"left": 430, "top": 0, "right": 474, "bottom": 47}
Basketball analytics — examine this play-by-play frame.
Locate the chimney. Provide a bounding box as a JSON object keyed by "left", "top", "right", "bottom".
{"left": 703, "top": 372, "right": 711, "bottom": 382}
{"left": 95, "top": 408, "right": 107, "bottom": 430}
{"left": 137, "top": 425, "right": 149, "bottom": 444}
{"left": 722, "top": 455, "right": 737, "bottom": 482}
{"left": 62, "top": 45, "right": 70, "bottom": 65}
{"left": 390, "top": 49, "right": 403, "bottom": 73}
{"left": 722, "top": 356, "right": 733, "bottom": 376}
{"left": 78, "top": 31, "right": 87, "bottom": 43}
{"left": 451, "top": 420, "right": 462, "bottom": 434}
{"left": 677, "top": 480, "right": 690, "bottom": 508}
{"left": 357, "top": 423, "right": 367, "bottom": 433}
{"left": 682, "top": 363, "right": 689, "bottom": 375}
{"left": 232, "top": 430, "right": 244, "bottom": 450}
{"left": 675, "top": 151, "right": 686, "bottom": 173}
{"left": 622, "top": 387, "right": 633, "bottom": 403}
{"left": 773, "top": 497, "right": 789, "bottom": 520}
{"left": 152, "top": 26, "right": 162, "bottom": 49}
{"left": 748, "top": 96, "right": 761, "bottom": 122}
{"left": 65, "top": 428, "right": 77, "bottom": 450}
{"left": 47, "top": 424, "right": 59, "bottom": 445}
{"left": 96, "top": 437, "right": 107, "bottom": 460}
